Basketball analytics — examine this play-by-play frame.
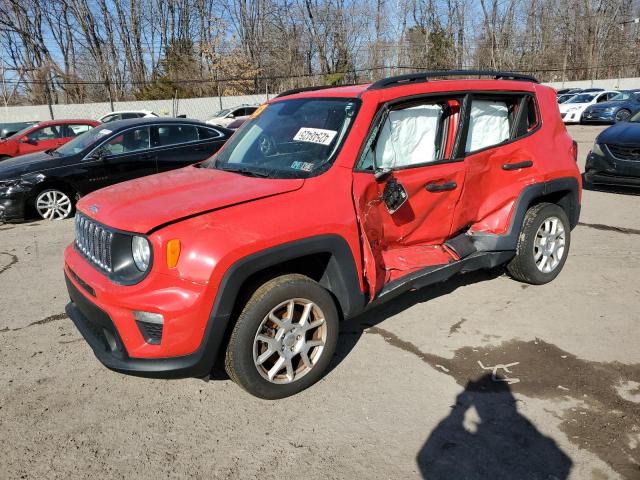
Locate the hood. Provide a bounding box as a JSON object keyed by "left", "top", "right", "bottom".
{"left": 597, "top": 121, "right": 640, "bottom": 145}
{"left": 559, "top": 102, "right": 588, "bottom": 113}
{"left": 0, "top": 151, "right": 58, "bottom": 180}
{"left": 77, "top": 165, "right": 305, "bottom": 233}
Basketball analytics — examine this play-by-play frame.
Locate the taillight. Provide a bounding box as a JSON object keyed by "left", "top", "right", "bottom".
{"left": 571, "top": 140, "right": 578, "bottom": 162}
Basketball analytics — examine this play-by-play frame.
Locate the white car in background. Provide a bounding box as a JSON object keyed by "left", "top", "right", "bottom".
{"left": 559, "top": 91, "right": 619, "bottom": 123}
{"left": 98, "top": 110, "right": 158, "bottom": 123}
{"left": 206, "top": 105, "right": 259, "bottom": 128}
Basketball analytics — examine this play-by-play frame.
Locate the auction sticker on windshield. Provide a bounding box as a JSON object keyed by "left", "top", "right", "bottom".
{"left": 293, "top": 128, "right": 337, "bottom": 145}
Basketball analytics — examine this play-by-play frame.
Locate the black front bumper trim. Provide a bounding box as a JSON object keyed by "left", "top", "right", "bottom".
{"left": 65, "top": 272, "right": 223, "bottom": 379}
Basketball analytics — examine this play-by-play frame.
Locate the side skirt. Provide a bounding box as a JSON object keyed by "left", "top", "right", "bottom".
{"left": 367, "top": 250, "right": 515, "bottom": 309}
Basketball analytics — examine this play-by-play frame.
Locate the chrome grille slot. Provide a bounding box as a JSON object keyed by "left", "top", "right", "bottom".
{"left": 75, "top": 213, "right": 114, "bottom": 273}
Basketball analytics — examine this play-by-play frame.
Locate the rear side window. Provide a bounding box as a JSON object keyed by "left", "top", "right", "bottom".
{"left": 197, "top": 127, "right": 222, "bottom": 139}
{"left": 156, "top": 125, "right": 198, "bottom": 147}
{"left": 465, "top": 94, "right": 539, "bottom": 153}
{"left": 121, "top": 113, "right": 140, "bottom": 119}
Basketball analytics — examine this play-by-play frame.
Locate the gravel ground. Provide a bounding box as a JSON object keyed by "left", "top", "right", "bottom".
{"left": 0, "top": 124, "right": 639, "bottom": 479}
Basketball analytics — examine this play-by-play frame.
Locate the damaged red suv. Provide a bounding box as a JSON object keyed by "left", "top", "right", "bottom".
{"left": 64, "top": 71, "right": 581, "bottom": 399}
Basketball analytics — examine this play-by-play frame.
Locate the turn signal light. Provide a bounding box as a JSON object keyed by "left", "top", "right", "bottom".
{"left": 166, "top": 239, "right": 181, "bottom": 268}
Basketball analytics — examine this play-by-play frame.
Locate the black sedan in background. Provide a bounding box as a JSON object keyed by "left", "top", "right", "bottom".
{"left": 0, "top": 118, "right": 231, "bottom": 221}
{"left": 585, "top": 112, "right": 640, "bottom": 187}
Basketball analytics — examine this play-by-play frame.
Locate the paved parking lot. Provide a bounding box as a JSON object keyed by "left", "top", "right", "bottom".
{"left": 1, "top": 125, "right": 639, "bottom": 479}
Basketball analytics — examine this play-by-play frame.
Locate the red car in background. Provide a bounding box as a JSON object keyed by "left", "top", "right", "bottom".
{"left": 0, "top": 119, "right": 99, "bottom": 162}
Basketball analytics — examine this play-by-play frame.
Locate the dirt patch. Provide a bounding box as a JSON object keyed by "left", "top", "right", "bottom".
{"left": 448, "top": 318, "right": 467, "bottom": 336}
{"left": 578, "top": 222, "right": 640, "bottom": 236}
{"left": 28, "top": 313, "right": 67, "bottom": 327}
{"left": 367, "top": 327, "right": 640, "bottom": 479}
{"left": 0, "top": 251, "right": 18, "bottom": 275}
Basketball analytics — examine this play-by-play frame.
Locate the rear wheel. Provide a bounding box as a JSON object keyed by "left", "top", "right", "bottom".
{"left": 225, "top": 274, "right": 339, "bottom": 399}
{"left": 615, "top": 109, "right": 632, "bottom": 123}
{"left": 35, "top": 188, "right": 74, "bottom": 220}
{"left": 507, "top": 203, "right": 571, "bottom": 285}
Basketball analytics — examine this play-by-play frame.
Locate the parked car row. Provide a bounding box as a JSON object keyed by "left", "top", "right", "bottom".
{"left": 556, "top": 88, "right": 640, "bottom": 124}
{"left": 0, "top": 118, "right": 232, "bottom": 221}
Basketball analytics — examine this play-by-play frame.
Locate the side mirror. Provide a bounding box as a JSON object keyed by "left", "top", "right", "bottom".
{"left": 227, "top": 113, "right": 235, "bottom": 119}
{"left": 19, "top": 137, "right": 35, "bottom": 145}
{"left": 89, "top": 147, "right": 108, "bottom": 161}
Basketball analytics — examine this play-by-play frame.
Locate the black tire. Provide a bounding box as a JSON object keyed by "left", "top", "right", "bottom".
{"left": 615, "top": 109, "right": 632, "bottom": 123}
{"left": 225, "top": 274, "right": 339, "bottom": 399}
{"left": 507, "top": 203, "right": 571, "bottom": 285}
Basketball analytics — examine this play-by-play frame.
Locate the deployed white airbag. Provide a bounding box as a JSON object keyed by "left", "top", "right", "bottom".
{"left": 465, "top": 100, "right": 509, "bottom": 152}
{"left": 376, "top": 105, "right": 443, "bottom": 169}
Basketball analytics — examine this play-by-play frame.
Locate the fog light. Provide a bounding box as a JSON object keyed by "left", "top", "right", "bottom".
{"left": 133, "top": 311, "right": 164, "bottom": 324}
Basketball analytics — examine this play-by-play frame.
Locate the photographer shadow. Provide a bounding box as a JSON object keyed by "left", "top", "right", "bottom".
{"left": 417, "top": 374, "right": 572, "bottom": 480}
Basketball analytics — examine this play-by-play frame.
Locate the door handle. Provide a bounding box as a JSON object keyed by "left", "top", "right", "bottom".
{"left": 502, "top": 160, "right": 533, "bottom": 170}
{"left": 425, "top": 181, "right": 457, "bottom": 192}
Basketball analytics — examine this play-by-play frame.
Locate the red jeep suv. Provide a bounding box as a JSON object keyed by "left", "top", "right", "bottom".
{"left": 64, "top": 71, "right": 581, "bottom": 399}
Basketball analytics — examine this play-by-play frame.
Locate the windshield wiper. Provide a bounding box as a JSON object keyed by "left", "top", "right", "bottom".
{"left": 219, "top": 165, "right": 272, "bottom": 178}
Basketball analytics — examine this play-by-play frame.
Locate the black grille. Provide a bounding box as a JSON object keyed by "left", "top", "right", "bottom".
{"left": 136, "top": 321, "right": 163, "bottom": 345}
{"left": 606, "top": 144, "right": 640, "bottom": 161}
{"left": 75, "top": 213, "right": 114, "bottom": 272}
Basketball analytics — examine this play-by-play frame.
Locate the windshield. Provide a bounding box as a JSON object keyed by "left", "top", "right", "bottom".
{"left": 212, "top": 109, "right": 231, "bottom": 118}
{"left": 205, "top": 98, "right": 360, "bottom": 178}
{"left": 558, "top": 95, "right": 575, "bottom": 104}
{"left": 55, "top": 126, "right": 107, "bottom": 155}
{"left": 7, "top": 125, "right": 35, "bottom": 140}
{"left": 567, "top": 93, "right": 597, "bottom": 104}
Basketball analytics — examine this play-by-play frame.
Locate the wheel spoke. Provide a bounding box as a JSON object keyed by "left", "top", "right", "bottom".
{"left": 298, "top": 302, "right": 313, "bottom": 327}
{"left": 267, "top": 356, "right": 286, "bottom": 380}
{"left": 286, "top": 300, "right": 295, "bottom": 321}
{"left": 300, "top": 350, "right": 313, "bottom": 368}
{"left": 305, "top": 340, "right": 324, "bottom": 350}
{"left": 268, "top": 312, "right": 285, "bottom": 328}
{"left": 256, "top": 348, "right": 275, "bottom": 366}
{"left": 285, "top": 358, "right": 295, "bottom": 382}
{"left": 304, "top": 317, "right": 325, "bottom": 332}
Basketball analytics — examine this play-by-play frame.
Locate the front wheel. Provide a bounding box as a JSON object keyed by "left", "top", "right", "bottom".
{"left": 507, "top": 203, "right": 571, "bottom": 285}
{"left": 35, "top": 188, "right": 74, "bottom": 220}
{"left": 225, "top": 274, "right": 339, "bottom": 399}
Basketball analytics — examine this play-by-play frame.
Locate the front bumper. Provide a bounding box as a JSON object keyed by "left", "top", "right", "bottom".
{"left": 0, "top": 192, "right": 26, "bottom": 221}
{"left": 581, "top": 111, "right": 615, "bottom": 124}
{"left": 585, "top": 148, "right": 640, "bottom": 187}
{"left": 64, "top": 245, "right": 229, "bottom": 379}
{"left": 561, "top": 111, "right": 582, "bottom": 123}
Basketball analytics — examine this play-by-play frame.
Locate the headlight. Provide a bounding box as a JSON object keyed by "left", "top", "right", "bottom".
{"left": 592, "top": 142, "right": 604, "bottom": 156}
{"left": 0, "top": 179, "right": 21, "bottom": 188}
{"left": 132, "top": 236, "right": 151, "bottom": 271}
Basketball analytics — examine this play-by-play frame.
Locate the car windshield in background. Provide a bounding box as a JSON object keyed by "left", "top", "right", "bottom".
{"left": 55, "top": 126, "right": 105, "bottom": 155}
{"left": 206, "top": 98, "right": 360, "bottom": 178}
{"left": 212, "top": 109, "right": 231, "bottom": 118}
{"left": 7, "top": 125, "right": 35, "bottom": 140}
{"left": 567, "top": 93, "right": 597, "bottom": 103}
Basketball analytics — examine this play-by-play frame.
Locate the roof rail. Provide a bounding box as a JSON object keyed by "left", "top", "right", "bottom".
{"left": 275, "top": 84, "right": 354, "bottom": 98}
{"left": 367, "top": 70, "right": 539, "bottom": 90}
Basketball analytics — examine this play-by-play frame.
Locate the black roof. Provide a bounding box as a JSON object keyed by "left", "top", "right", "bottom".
{"left": 98, "top": 116, "right": 228, "bottom": 132}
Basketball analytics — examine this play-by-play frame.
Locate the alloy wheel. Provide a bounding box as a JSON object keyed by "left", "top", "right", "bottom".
{"left": 253, "top": 298, "right": 327, "bottom": 384}
{"left": 36, "top": 189, "right": 72, "bottom": 220}
{"left": 533, "top": 216, "right": 566, "bottom": 273}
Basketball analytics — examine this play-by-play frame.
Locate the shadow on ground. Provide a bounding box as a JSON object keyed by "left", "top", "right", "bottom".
{"left": 416, "top": 374, "right": 572, "bottom": 479}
